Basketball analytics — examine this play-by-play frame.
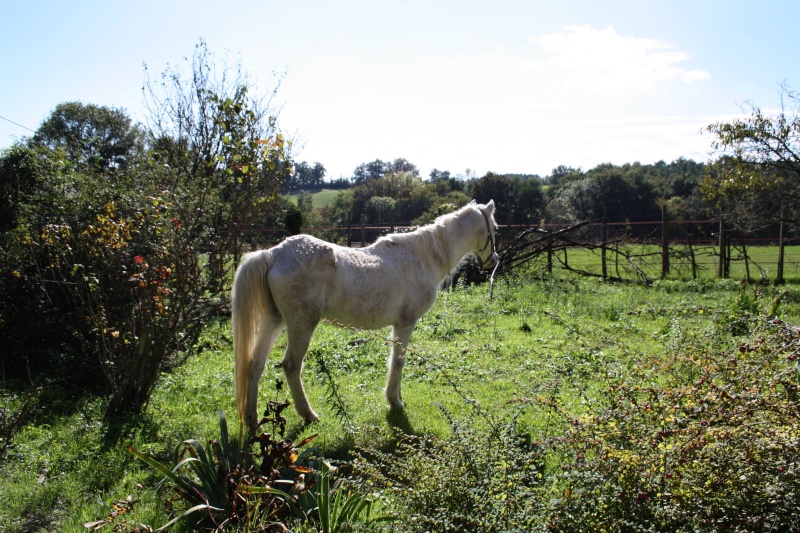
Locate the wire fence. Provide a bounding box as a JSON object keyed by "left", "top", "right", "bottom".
{"left": 246, "top": 215, "right": 800, "bottom": 283}
{"left": 507, "top": 217, "right": 800, "bottom": 283}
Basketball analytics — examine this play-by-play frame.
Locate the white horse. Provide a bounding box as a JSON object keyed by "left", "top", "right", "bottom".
{"left": 232, "top": 200, "right": 498, "bottom": 432}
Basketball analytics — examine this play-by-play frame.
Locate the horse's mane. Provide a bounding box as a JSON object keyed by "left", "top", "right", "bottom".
{"left": 374, "top": 204, "right": 473, "bottom": 269}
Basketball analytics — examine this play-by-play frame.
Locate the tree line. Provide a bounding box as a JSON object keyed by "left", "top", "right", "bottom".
{"left": 284, "top": 156, "right": 706, "bottom": 234}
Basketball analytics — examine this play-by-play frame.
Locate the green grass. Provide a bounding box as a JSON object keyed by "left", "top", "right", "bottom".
{"left": 2, "top": 275, "right": 799, "bottom": 531}
{"left": 544, "top": 244, "right": 800, "bottom": 282}
{"left": 286, "top": 189, "right": 341, "bottom": 209}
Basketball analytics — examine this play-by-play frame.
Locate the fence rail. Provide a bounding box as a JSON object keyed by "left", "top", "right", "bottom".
{"left": 245, "top": 215, "right": 799, "bottom": 283}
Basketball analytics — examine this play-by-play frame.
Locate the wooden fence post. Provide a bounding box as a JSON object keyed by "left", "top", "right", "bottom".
{"left": 360, "top": 214, "right": 366, "bottom": 247}
{"left": 347, "top": 210, "right": 352, "bottom": 247}
{"left": 725, "top": 234, "right": 731, "bottom": 278}
{"left": 661, "top": 205, "right": 670, "bottom": 279}
{"left": 718, "top": 220, "right": 726, "bottom": 278}
{"left": 777, "top": 217, "right": 786, "bottom": 284}
{"left": 601, "top": 209, "right": 608, "bottom": 280}
{"left": 742, "top": 240, "right": 751, "bottom": 282}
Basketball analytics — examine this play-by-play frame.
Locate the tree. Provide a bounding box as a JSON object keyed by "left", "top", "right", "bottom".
{"left": 470, "top": 172, "right": 515, "bottom": 220}
{"left": 386, "top": 157, "right": 419, "bottom": 176}
{"left": 0, "top": 144, "right": 64, "bottom": 233}
{"left": 292, "top": 161, "right": 312, "bottom": 189}
{"left": 352, "top": 159, "right": 387, "bottom": 184}
{"left": 0, "top": 145, "right": 81, "bottom": 377}
{"left": 32, "top": 101, "right": 145, "bottom": 172}
{"left": 547, "top": 165, "right": 581, "bottom": 186}
{"left": 365, "top": 196, "right": 396, "bottom": 224}
{"left": 511, "top": 177, "right": 546, "bottom": 225}
{"left": 429, "top": 168, "right": 452, "bottom": 182}
{"left": 143, "top": 38, "right": 291, "bottom": 264}
{"left": 701, "top": 156, "right": 780, "bottom": 233}
{"left": 312, "top": 161, "right": 326, "bottom": 186}
{"left": 470, "top": 172, "right": 508, "bottom": 205}
{"left": 0, "top": 40, "right": 292, "bottom": 418}
{"left": 287, "top": 161, "right": 325, "bottom": 190}
{"left": 550, "top": 164, "right": 657, "bottom": 222}
{"left": 469, "top": 172, "right": 546, "bottom": 225}
{"left": 704, "top": 83, "right": 800, "bottom": 227}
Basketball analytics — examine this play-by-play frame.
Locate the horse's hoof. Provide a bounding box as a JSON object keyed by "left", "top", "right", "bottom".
{"left": 302, "top": 412, "right": 320, "bottom": 424}
{"left": 388, "top": 399, "right": 405, "bottom": 411}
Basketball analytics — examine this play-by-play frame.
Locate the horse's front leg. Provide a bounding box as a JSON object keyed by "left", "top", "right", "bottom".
{"left": 386, "top": 322, "right": 416, "bottom": 410}
{"left": 281, "top": 325, "right": 319, "bottom": 423}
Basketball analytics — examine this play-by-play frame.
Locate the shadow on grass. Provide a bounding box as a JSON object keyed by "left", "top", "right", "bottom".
{"left": 285, "top": 418, "right": 320, "bottom": 443}
{"left": 283, "top": 407, "right": 421, "bottom": 461}
{"left": 102, "top": 410, "right": 160, "bottom": 452}
{"left": 386, "top": 407, "right": 414, "bottom": 435}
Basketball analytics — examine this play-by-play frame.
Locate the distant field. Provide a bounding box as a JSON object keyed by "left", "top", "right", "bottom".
{"left": 287, "top": 188, "right": 341, "bottom": 209}
{"left": 552, "top": 244, "right": 800, "bottom": 282}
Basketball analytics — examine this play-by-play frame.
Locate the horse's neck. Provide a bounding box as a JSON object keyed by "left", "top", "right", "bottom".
{"left": 373, "top": 214, "right": 477, "bottom": 282}
{"left": 439, "top": 215, "right": 477, "bottom": 276}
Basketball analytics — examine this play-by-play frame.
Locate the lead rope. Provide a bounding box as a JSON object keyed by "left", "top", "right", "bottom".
{"left": 489, "top": 257, "right": 501, "bottom": 301}
{"left": 477, "top": 208, "right": 501, "bottom": 301}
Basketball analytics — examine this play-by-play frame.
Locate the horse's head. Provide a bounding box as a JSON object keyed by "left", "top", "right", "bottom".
{"left": 471, "top": 200, "right": 498, "bottom": 271}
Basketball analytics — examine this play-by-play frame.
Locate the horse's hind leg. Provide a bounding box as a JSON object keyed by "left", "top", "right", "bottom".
{"left": 280, "top": 325, "right": 319, "bottom": 423}
{"left": 386, "top": 322, "right": 416, "bottom": 410}
{"left": 245, "top": 316, "right": 284, "bottom": 434}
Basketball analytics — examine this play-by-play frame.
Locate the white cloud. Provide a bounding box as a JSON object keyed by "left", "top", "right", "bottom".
{"left": 281, "top": 25, "right": 715, "bottom": 178}
{"left": 530, "top": 25, "right": 710, "bottom": 94}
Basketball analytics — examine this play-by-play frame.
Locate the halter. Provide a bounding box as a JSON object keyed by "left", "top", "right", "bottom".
{"left": 476, "top": 208, "right": 498, "bottom": 270}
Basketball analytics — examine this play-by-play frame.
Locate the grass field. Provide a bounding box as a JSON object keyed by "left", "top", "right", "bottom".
{"left": 533, "top": 244, "right": 800, "bottom": 283}
{"left": 286, "top": 189, "right": 342, "bottom": 209}
{"left": 2, "top": 273, "right": 799, "bottom": 531}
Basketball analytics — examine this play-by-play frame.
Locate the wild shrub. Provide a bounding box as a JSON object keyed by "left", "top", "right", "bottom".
{"left": 128, "top": 401, "right": 317, "bottom": 531}
{"left": 547, "top": 312, "right": 800, "bottom": 532}
{"left": 0, "top": 42, "right": 292, "bottom": 419}
{"left": 1, "top": 164, "right": 222, "bottom": 415}
{"left": 122, "top": 376, "right": 388, "bottom": 532}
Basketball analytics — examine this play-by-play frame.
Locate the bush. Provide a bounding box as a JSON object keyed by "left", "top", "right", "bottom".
{"left": 128, "top": 405, "right": 315, "bottom": 532}
{"left": 0, "top": 41, "right": 292, "bottom": 418}
{"left": 547, "top": 312, "right": 800, "bottom": 531}
{"left": 123, "top": 399, "right": 388, "bottom": 532}
{"left": 0, "top": 160, "right": 222, "bottom": 413}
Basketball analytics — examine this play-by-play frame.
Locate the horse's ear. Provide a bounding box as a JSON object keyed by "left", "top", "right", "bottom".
{"left": 485, "top": 199, "right": 495, "bottom": 213}
{"left": 468, "top": 199, "right": 476, "bottom": 206}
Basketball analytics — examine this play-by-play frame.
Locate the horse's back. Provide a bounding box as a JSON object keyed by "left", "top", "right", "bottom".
{"left": 265, "top": 234, "right": 437, "bottom": 330}
{"left": 266, "top": 235, "right": 337, "bottom": 283}
{"left": 261, "top": 236, "right": 332, "bottom": 314}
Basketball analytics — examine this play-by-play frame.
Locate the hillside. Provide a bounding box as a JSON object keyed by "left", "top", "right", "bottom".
{"left": 286, "top": 188, "right": 340, "bottom": 209}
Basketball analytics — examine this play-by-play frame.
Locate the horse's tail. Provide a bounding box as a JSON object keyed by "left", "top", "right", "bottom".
{"left": 232, "top": 249, "right": 272, "bottom": 428}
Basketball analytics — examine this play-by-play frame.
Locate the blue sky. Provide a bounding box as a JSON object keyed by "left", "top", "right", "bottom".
{"left": 2, "top": 0, "right": 798, "bottom": 179}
